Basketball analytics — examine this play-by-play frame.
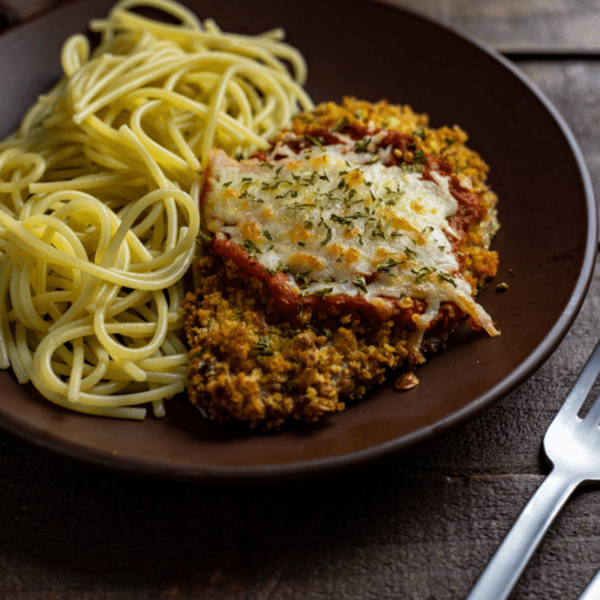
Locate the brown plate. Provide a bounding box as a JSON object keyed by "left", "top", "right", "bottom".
{"left": 0, "top": 0, "right": 596, "bottom": 483}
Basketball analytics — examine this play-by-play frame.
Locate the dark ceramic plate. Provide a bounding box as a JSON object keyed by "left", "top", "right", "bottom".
{"left": 0, "top": 0, "right": 596, "bottom": 483}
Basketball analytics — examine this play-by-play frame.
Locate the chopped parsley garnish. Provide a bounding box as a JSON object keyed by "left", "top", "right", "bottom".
{"left": 404, "top": 246, "right": 417, "bottom": 260}
{"left": 242, "top": 239, "right": 262, "bottom": 256}
{"left": 412, "top": 266, "right": 435, "bottom": 284}
{"left": 312, "top": 286, "right": 334, "bottom": 298}
{"left": 295, "top": 270, "right": 313, "bottom": 288}
{"left": 330, "top": 214, "right": 354, "bottom": 226}
{"left": 354, "top": 137, "right": 371, "bottom": 152}
{"left": 196, "top": 231, "right": 211, "bottom": 245}
{"left": 413, "top": 127, "right": 426, "bottom": 141}
{"left": 453, "top": 157, "right": 467, "bottom": 174}
{"left": 331, "top": 117, "right": 351, "bottom": 132}
{"left": 437, "top": 272, "right": 457, "bottom": 287}
{"left": 255, "top": 335, "right": 275, "bottom": 356}
{"left": 413, "top": 149, "right": 427, "bottom": 164}
{"left": 371, "top": 221, "right": 386, "bottom": 239}
{"left": 376, "top": 258, "right": 404, "bottom": 273}
{"left": 305, "top": 134, "right": 324, "bottom": 149}
{"left": 352, "top": 275, "right": 368, "bottom": 294}
{"left": 320, "top": 222, "right": 333, "bottom": 247}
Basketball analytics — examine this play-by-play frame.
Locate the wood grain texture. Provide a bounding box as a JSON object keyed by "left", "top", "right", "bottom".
{"left": 5, "top": 0, "right": 600, "bottom": 52}
{"left": 1, "top": 1, "right": 600, "bottom": 599}
{"left": 384, "top": 0, "right": 600, "bottom": 52}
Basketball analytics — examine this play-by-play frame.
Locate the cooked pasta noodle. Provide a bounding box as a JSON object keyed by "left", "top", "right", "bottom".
{"left": 0, "top": 0, "right": 313, "bottom": 418}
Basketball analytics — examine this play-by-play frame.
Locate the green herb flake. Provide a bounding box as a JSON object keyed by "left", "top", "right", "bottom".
{"left": 354, "top": 137, "right": 371, "bottom": 152}
{"left": 352, "top": 275, "right": 369, "bottom": 294}
{"left": 437, "top": 272, "right": 457, "bottom": 287}
{"left": 295, "top": 270, "right": 313, "bottom": 288}
{"left": 312, "top": 287, "right": 334, "bottom": 298}
{"left": 196, "top": 231, "right": 212, "bottom": 245}
{"left": 377, "top": 258, "right": 404, "bottom": 273}
{"left": 331, "top": 117, "right": 351, "bottom": 132}
{"left": 413, "top": 127, "right": 426, "bottom": 141}
{"left": 404, "top": 246, "right": 417, "bottom": 260}
{"left": 255, "top": 335, "right": 275, "bottom": 356}
{"left": 242, "top": 239, "right": 262, "bottom": 256}
{"left": 320, "top": 222, "right": 333, "bottom": 247}
{"left": 413, "top": 149, "right": 427, "bottom": 164}
{"left": 331, "top": 214, "right": 354, "bottom": 226}
{"left": 305, "top": 134, "right": 324, "bottom": 149}
{"left": 454, "top": 157, "right": 467, "bottom": 174}
{"left": 412, "top": 266, "right": 435, "bottom": 284}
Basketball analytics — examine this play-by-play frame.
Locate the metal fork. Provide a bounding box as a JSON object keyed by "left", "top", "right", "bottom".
{"left": 466, "top": 339, "right": 600, "bottom": 600}
{"left": 578, "top": 569, "right": 600, "bottom": 600}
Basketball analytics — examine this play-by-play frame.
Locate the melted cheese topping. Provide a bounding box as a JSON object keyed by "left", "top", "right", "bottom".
{"left": 203, "top": 144, "right": 498, "bottom": 337}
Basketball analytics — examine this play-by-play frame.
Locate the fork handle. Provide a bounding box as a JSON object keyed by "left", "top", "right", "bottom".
{"left": 466, "top": 466, "right": 581, "bottom": 600}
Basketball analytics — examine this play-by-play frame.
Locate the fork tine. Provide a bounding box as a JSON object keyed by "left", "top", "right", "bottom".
{"left": 467, "top": 338, "right": 600, "bottom": 600}
{"left": 583, "top": 403, "right": 600, "bottom": 427}
{"left": 558, "top": 340, "right": 600, "bottom": 416}
{"left": 582, "top": 387, "right": 600, "bottom": 426}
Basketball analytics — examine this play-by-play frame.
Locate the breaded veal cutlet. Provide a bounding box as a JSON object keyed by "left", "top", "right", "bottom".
{"left": 182, "top": 97, "right": 499, "bottom": 429}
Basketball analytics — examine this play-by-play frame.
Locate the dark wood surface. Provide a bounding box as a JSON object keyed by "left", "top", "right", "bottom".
{"left": 391, "top": 0, "right": 600, "bottom": 53}
{"left": 2, "top": 1, "right": 600, "bottom": 598}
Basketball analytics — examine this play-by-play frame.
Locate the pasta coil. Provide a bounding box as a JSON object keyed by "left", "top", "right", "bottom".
{"left": 0, "top": 0, "right": 312, "bottom": 418}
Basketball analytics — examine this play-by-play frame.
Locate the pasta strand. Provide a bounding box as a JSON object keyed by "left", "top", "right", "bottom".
{"left": 0, "top": 0, "right": 312, "bottom": 418}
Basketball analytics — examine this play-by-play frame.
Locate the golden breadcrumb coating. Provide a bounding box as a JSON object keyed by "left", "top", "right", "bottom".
{"left": 287, "top": 97, "right": 494, "bottom": 193}
{"left": 183, "top": 97, "right": 499, "bottom": 429}
{"left": 183, "top": 255, "right": 411, "bottom": 429}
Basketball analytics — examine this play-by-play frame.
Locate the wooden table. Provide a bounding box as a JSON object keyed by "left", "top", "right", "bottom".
{"left": 1, "top": 1, "right": 600, "bottom": 598}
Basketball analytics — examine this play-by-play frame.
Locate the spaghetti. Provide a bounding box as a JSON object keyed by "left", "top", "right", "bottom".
{"left": 0, "top": 0, "right": 313, "bottom": 418}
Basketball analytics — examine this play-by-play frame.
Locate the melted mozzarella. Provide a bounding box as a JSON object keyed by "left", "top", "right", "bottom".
{"left": 203, "top": 145, "right": 497, "bottom": 337}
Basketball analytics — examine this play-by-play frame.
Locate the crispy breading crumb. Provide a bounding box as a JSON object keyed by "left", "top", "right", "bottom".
{"left": 182, "top": 254, "right": 411, "bottom": 429}
{"left": 183, "top": 98, "right": 499, "bottom": 429}
{"left": 286, "top": 97, "right": 493, "bottom": 194}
